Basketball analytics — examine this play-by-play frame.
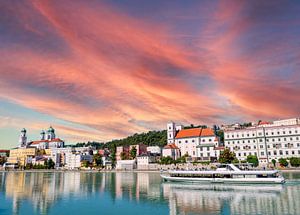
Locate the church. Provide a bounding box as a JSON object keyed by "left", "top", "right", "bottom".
{"left": 19, "top": 126, "right": 64, "bottom": 150}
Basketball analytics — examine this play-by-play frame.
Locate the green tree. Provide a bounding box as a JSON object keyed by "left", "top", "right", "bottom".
{"left": 289, "top": 157, "right": 300, "bottom": 167}
{"left": 93, "top": 153, "right": 103, "bottom": 167}
{"left": 47, "top": 159, "right": 55, "bottom": 169}
{"left": 130, "top": 146, "right": 137, "bottom": 159}
{"left": 271, "top": 159, "right": 276, "bottom": 167}
{"left": 279, "top": 158, "right": 288, "bottom": 167}
{"left": 82, "top": 160, "right": 90, "bottom": 168}
{"left": 246, "top": 155, "right": 259, "bottom": 167}
{"left": 219, "top": 148, "right": 236, "bottom": 164}
{"left": 160, "top": 156, "right": 174, "bottom": 165}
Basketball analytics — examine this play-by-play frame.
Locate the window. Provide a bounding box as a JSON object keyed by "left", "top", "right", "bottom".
{"left": 267, "top": 145, "right": 270, "bottom": 148}
{"left": 244, "top": 153, "right": 246, "bottom": 156}
{"left": 259, "top": 139, "right": 263, "bottom": 142}
{"left": 272, "top": 139, "right": 275, "bottom": 142}
{"left": 238, "top": 153, "right": 241, "bottom": 156}
{"left": 258, "top": 132, "right": 262, "bottom": 136}
{"left": 169, "top": 127, "right": 171, "bottom": 130}
{"left": 277, "top": 131, "right": 280, "bottom": 135}
{"left": 242, "top": 140, "right": 245, "bottom": 143}
{"left": 169, "top": 134, "right": 171, "bottom": 138}
{"left": 260, "top": 145, "right": 264, "bottom": 149}
{"left": 292, "top": 151, "right": 295, "bottom": 155}
{"left": 271, "top": 132, "right": 274, "bottom": 135}
{"left": 266, "top": 132, "right": 268, "bottom": 135}
{"left": 273, "top": 151, "right": 277, "bottom": 155}
{"left": 286, "top": 151, "right": 289, "bottom": 155}
{"left": 209, "top": 139, "right": 212, "bottom": 142}
{"left": 179, "top": 141, "right": 181, "bottom": 143}
{"left": 207, "top": 147, "right": 209, "bottom": 151}
{"left": 290, "top": 137, "right": 293, "bottom": 141}
{"left": 283, "top": 131, "right": 286, "bottom": 134}
{"left": 280, "top": 150, "right": 283, "bottom": 155}
{"left": 193, "top": 151, "right": 195, "bottom": 155}
{"left": 261, "top": 152, "right": 264, "bottom": 156}
{"left": 254, "top": 152, "right": 257, "bottom": 155}
{"left": 247, "top": 134, "right": 249, "bottom": 137}
{"left": 207, "top": 152, "right": 210, "bottom": 157}
{"left": 192, "top": 140, "right": 195, "bottom": 143}
{"left": 185, "top": 140, "right": 188, "bottom": 143}
{"left": 248, "top": 140, "right": 250, "bottom": 143}
{"left": 232, "top": 135, "right": 234, "bottom": 138}
{"left": 284, "top": 138, "right": 286, "bottom": 141}
{"left": 268, "top": 152, "right": 271, "bottom": 155}
{"left": 254, "top": 146, "right": 256, "bottom": 149}
{"left": 289, "top": 130, "right": 292, "bottom": 134}
{"left": 278, "top": 138, "right": 281, "bottom": 141}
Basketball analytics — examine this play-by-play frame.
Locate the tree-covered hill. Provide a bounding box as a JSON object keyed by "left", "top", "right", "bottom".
{"left": 73, "top": 130, "right": 167, "bottom": 150}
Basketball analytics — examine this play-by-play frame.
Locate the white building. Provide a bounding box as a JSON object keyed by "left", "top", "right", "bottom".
{"left": 224, "top": 118, "right": 300, "bottom": 166}
{"left": 137, "top": 155, "right": 156, "bottom": 169}
{"left": 116, "top": 160, "right": 136, "bottom": 170}
{"left": 146, "top": 146, "right": 161, "bottom": 155}
{"left": 19, "top": 126, "right": 65, "bottom": 150}
{"left": 65, "top": 153, "right": 93, "bottom": 169}
{"left": 162, "top": 144, "right": 181, "bottom": 160}
{"left": 167, "top": 122, "right": 221, "bottom": 160}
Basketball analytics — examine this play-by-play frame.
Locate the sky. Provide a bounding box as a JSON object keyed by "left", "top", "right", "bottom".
{"left": 0, "top": 0, "right": 300, "bottom": 149}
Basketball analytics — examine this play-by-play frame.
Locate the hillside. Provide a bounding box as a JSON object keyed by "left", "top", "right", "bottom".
{"left": 74, "top": 130, "right": 167, "bottom": 150}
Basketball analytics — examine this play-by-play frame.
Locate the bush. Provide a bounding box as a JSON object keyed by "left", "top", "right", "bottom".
{"left": 289, "top": 157, "right": 300, "bottom": 167}
{"left": 246, "top": 155, "right": 259, "bottom": 167}
{"left": 279, "top": 158, "right": 288, "bottom": 167}
{"left": 160, "top": 156, "right": 174, "bottom": 165}
{"left": 271, "top": 159, "right": 276, "bottom": 167}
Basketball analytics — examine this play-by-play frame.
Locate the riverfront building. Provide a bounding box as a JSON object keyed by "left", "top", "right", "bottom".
{"left": 167, "top": 122, "right": 223, "bottom": 161}
{"left": 224, "top": 118, "right": 300, "bottom": 165}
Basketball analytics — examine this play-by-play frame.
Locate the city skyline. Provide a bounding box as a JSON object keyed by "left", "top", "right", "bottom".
{"left": 1, "top": 0, "right": 300, "bottom": 148}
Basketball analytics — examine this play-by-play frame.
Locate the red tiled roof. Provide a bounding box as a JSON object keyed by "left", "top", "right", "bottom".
{"left": 164, "top": 143, "right": 179, "bottom": 149}
{"left": 175, "top": 128, "right": 202, "bottom": 138}
{"left": 175, "top": 128, "right": 215, "bottom": 138}
{"left": 201, "top": 128, "right": 215, "bottom": 137}
{"left": 30, "top": 138, "right": 64, "bottom": 145}
{"left": 0, "top": 150, "right": 9, "bottom": 152}
{"left": 258, "top": 121, "right": 271, "bottom": 125}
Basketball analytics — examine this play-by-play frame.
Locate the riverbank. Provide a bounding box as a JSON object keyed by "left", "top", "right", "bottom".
{"left": 1, "top": 168, "right": 300, "bottom": 173}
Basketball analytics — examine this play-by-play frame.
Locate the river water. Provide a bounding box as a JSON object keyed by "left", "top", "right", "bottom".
{"left": 0, "top": 171, "right": 299, "bottom": 215}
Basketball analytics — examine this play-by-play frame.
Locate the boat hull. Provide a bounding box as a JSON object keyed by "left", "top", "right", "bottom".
{"left": 160, "top": 174, "right": 285, "bottom": 184}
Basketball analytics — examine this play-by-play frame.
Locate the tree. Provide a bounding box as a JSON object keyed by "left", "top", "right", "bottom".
{"left": 82, "top": 160, "right": 90, "bottom": 168}
{"left": 219, "top": 148, "right": 236, "bottom": 164}
{"left": 93, "top": 153, "right": 103, "bottom": 167}
{"left": 279, "top": 158, "right": 288, "bottom": 167}
{"left": 160, "top": 156, "right": 174, "bottom": 165}
{"left": 272, "top": 159, "right": 276, "bottom": 167}
{"left": 130, "top": 146, "right": 137, "bottom": 159}
{"left": 47, "top": 159, "right": 55, "bottom": 169}
{"left": 246, "top": 155, "right": 259, "bottom": 167}
{"left": 120, "top": 152, "right": 128, "bottom": 160}
{"left": 289, "top": 157, "right": 300, "bottom": 167}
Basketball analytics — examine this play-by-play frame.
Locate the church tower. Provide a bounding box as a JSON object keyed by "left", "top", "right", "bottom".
{"left": 47, "top": 126, "right": 56, "bottom": 140}
{"left": 167, "top": 122, "right": 176, "bottom": 144}
{"left": 40, "top": 130, "right": 45, "bottom": 140}
{"left": 19, "top": 128, "right": 27, "bottom": 148}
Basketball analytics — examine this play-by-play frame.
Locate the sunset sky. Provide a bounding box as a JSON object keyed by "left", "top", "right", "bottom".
{"left": 1, "top": 0, "right": 300, "bottom": 149}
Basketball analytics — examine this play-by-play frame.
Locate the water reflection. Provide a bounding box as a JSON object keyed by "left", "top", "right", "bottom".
{"left": 0, "top": 172, "right": 300, "bottom": 215}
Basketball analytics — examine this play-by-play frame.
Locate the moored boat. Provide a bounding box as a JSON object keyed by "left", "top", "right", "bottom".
{"left": 160, "top": 164, "right": 285, "bottom": 184}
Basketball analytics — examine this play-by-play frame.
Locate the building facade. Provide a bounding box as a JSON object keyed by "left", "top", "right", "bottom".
{"left": 167, "top": 122, "right": 221, "bottom": 160}
{"left": 224, "top": 118, "right": 300, "bottom": 165}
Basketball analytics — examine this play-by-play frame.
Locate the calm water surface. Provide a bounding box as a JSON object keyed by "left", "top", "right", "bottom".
{"left": 0, "top": 171, "right": 300, "bottom": 215}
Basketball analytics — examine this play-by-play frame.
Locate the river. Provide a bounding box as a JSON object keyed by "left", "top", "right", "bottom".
{"left": 0, "top": 171, "right": 299, "bottom": 215}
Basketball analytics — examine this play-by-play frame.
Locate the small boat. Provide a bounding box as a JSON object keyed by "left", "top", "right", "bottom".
{"left": 160, "top": 164, "right": 285, "bottom": 184}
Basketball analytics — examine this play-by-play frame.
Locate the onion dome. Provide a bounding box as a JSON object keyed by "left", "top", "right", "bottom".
{"left": 40, "top": 130, "right": 45, "bottom": 134}
{"left": 21, "top": 128, "right": 26, "bottom": 133}
{"left": 48, "top": 126, "right": 55, "bottom": 133}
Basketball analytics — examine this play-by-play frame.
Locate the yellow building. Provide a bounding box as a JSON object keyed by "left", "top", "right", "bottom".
{"left": 7, "top": 148, "right": 37, "bottom": 166}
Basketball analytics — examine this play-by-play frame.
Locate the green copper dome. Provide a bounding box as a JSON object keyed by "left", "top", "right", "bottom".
{"left": 48, "top": 126, "right": 55, "bottom": 132}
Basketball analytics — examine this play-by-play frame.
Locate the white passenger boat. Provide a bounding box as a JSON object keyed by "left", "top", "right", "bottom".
{"left": 160, "top": 164, "right": 285, "bottom": 184}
